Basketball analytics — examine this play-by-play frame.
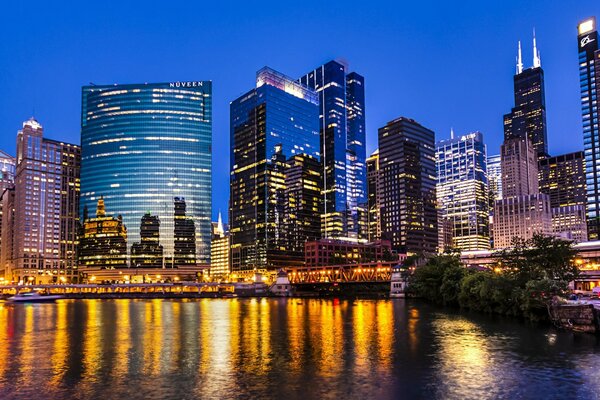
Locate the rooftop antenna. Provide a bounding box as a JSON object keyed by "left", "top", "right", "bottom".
{"left": 516, "top": 41, "right": 523, "bottom": 74}
{"left": 450, "top": 127, "right": 455, "bottom": 140}
{"left": 533, "top": 28, "right": 541, "bottom": 68}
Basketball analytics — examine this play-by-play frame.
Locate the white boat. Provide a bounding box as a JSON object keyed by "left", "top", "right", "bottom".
{"left": 390, "top": 265, "right": 408, "bottom": 298}
{"left": 7, "top": 291, "right": 63, "bottom": 303}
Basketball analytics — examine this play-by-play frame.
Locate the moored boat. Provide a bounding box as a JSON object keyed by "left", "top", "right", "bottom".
{"left": 7, "top": 291, "right": 63, "bottom": 303}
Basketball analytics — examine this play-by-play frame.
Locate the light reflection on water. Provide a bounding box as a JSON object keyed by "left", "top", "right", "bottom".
{"left": 0, "top": 299, "right": 599, "bottom": 400}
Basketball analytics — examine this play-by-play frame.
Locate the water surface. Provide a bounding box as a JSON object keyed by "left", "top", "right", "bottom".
{"left": 0, "top": 298, "right": 598, "bottom": 399}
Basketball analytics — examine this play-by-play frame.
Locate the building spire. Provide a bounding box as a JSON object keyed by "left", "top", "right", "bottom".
{"left": 216, "top": 210, "right": 224, "bottom": 236}
{"left": 516, "top": 40, "right": 523, "bottom": 74}
{"left": 450, "top": 127, "right": 455, "bottom": 140}
{"left": 533, "top": 28, "right": 541, "bottom": 68}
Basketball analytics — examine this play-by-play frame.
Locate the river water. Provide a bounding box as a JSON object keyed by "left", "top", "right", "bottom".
{"left": 0, "top": 298, "right": 598, "bottom": 399}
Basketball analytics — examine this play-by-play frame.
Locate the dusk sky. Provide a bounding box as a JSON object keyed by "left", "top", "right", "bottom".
{"left": 1, "top": 1, "right": 597, "bottom": 222}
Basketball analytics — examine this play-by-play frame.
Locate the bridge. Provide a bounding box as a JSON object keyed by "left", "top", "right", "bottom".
{"left": 286, "top": 262, "right": 396, "bottom": 284}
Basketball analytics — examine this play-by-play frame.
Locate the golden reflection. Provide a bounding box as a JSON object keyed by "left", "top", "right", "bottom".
{"left": 114, "top": 300, "right": 131, "bottom": 379}
{"left": 50, "top": 301, "right": 69, "bottom": 387}
{"left": 286, "top": 300, "right": 304, "bottom": 374}
{"left": 375, "top": 301, "right": 394, "bottom": 369}
{"left": 142, "top": 300, "right": 164, "bottom": 375}
{"left": 0, "top": 302, "right": 9, "bottom": 377}
{"left": 83, "top": 299, "right": 102, "bottom": 380}
{"left": 17, "top": 305, "right": 35, "bottom": 385}
{"left": 352, "top": 301, "right": 371, "bottom": 372}
{"left": 312, "top": 299, "right": 344, "bottom": 376}
{"left": 408, "top": 306, "right": 419, "bottom": 352}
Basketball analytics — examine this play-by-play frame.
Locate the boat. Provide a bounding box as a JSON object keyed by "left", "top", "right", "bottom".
{"left": 390, "top": 265, "right": 409, "bottom": 298}
{"left": 269, "top": 269, "right": 295, "bottom": 297}
{"left": 7, "top": 291, "right": 63, "bottom": 303}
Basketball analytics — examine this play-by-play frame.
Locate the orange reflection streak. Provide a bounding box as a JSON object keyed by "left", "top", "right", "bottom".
{"left": 375, "top": 301, "right": 394, "bottom": 369}
{"left": 162, "top": 301, "right": 180, "bottom": 373}
{"left": 0, "top": 304, "right": 10, "bottom": 378}
{"left": 113, "top": 300, "right": 131, "bottom": 379}
{"left": 313, "top": 299, "right": 344, "bottom": 377}
{"left": 17, "top": 305, "right": 35, "bottom": 386}
{"left": 83, "top": 299, "right": 102, "bottom": 382}
{"left": 408, "top": 306, "right": 419, "bottom": 353}
{"left": 286, "top": 300, "right": 304, "bottom": 374}
{"left": 50, "top": 301, "right": 69, "bottom": 387}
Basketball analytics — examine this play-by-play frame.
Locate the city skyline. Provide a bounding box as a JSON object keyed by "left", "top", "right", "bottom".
{"left": 0, "top": 2, "right": 597, "bottom": 223}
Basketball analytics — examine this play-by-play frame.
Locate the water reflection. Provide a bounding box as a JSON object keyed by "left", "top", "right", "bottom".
{"left": 0, "top": 299, "right": 599, "bottom": 399}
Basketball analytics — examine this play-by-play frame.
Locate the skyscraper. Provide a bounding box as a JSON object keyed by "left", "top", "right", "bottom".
{"left": 487, "top": 154, "right": 502, "bottom": 204}
{"left": 210, "top": 211, "right": 230, "bottom": 278}
{"left": 504, "top": 36, "right": 548, "bottom": 159}
{"left": 131, "top": 212, "right": 163, "bottom": 268}
{"left": 578, "top": 17, "right": 600, "bottom": 239}
{"left": 436, "top": 132, "right": 490, "bottom": 250}
{"left": 8, "top": 118, "right": 80, "bottom": 283}
{"left": 299, "top": 60, "right": 367, "bottom": 238}
{"left": 378, "top": 117, "right": 437, "bottom": 254}
{"left": 78, "top": 198, "right": 128, "bottom": 269}
{"left": 230, "top": 67, "right": 320, "bottom": 271}
{"left": 366, "top": 149, "right": 381, "bottom": 242}
{"left": 493, "top": 136, "right": 552, "bottom": 248}
{"left": 80, "top": 81, "right": 212, "bottom": 266}
{"left": 0, "top": 150, "right": 15, "bottom": 275}
{"left": 173, "top": 197, "right": 196, "bottom": 267}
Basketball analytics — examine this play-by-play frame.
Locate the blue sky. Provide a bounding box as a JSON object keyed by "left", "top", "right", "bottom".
{"left": 0, "top": 1, "right": 597, "bottom": 222}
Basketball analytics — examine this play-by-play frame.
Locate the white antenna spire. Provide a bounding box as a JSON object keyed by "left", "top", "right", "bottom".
{"left": 517, "top": 40, "right": 523, "bottom": 74}
{"left": 216, "top": 210, "right": 224, "bottom": 236}
{"left": 450, "top": 127, "right": 455, "bottom": 140}
{"left": 533, "top": 28, "right": 541, "bottom": 68}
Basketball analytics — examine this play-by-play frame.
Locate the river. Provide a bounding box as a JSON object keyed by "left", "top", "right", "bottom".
{"left": 0, "top": 298, "right": 598, "bottom": 399}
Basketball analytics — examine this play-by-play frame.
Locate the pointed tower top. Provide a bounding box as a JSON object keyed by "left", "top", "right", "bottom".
{"left": 96, "top": 196, "right": 106, "bottom": 218}
{"left": 216, "top": 210, "right": 224, "bottom": 236}
{"left": 533, "top": 29, "right": 541, "bottom": 68}
{"left": 517, "top": 40, "right": 523, "bottom": 74}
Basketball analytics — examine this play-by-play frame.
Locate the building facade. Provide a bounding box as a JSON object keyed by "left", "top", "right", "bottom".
{"left": 436, "top": 132, "right": 490, "bottom": 250}
{"left": 8, "top": 118, "right": 80, "bottom": 283}
{"left": 80, "top": 81, "right": 212, "bottom": 267}
{"left": 78, "top": 198, "right": 128, "bottom": 269}
{"left": 230, "top": 67, "right": 320, "bottom": 272}
{"left": 131, "top": 212, "right": 163, "bottom": 268}
{"left": 299, "top": 60, "right": 367, "bottom": 238}
{"left": 366, "top": 149, "right": 381, "bottom": 242}
{"left": 304, "top": 238, "right": 395, "bottom": 267}
{"left": 0, "top": 150, "right": 15, "bottom": 277}
{"left": 503, "top": 37, "right": 548, "bottom": 159}
{"left": 210, "top": 212, "right": 230, "bottom": 277}
{"left": 578, "top": 17, "right": 600, "bottom": 239}
{"left": 378, "top": 117, "right": 438, "bottom": 254}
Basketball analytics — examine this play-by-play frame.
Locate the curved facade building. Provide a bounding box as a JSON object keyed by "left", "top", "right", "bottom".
{"left": 81, "top": 81, "right": 212, "bottom": 266}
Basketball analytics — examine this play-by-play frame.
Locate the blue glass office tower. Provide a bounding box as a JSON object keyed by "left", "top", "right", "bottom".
{"left": 81, "top": 81, "right": 212, "bottom": 266}
{"left": 299, "top": 61, "right": 367, "bottom": 239}
{"left": 578, "top": 17, "right": 600, "bottom": 239}
{"left": 230, "top": 67, "right": 320, "bottom": 271}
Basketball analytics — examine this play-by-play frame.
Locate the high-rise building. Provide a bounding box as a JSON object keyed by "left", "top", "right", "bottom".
{"left": 366, "top": 149, "right": 381, "bottom": 242}
{"left": 0, "top": 150, "right": 15, "bottom": 275}
{"left": 487, "top": 154, "right": 502, "bottom": 204}
{"left": 378, "top": 117, "right": 438, "bottom": 254}
{"left": 8, "top": 118, "right": 80, "bottom": 284}
{"left": 210, "top": 212, "right": 230, "bottom": 278}
{"left": 78, "top": 198, "right": 128, "bottom": 269}
{"left": 299, "top": 60, "right": 367, "bottom": 238}
{"left": 494, "top": 136, "right": 552, "bottom": 248}
{"left": 80, "top": 81, "right": 212, "bottom": 266}
{"left": 0, "top": 187, "right": 15, "bottom": 280}
{"left": 131, "top": 212, "right": 163, "bottom": 268}
{"left": 230, "top": 67, "right": 320, "bottom": 271}
{"left": 285, "top": 154, "right": 322, "bottom": 258}
{"left": 577, "top": 17, "right": 600, "bottom": 239}
{"left": 173, "top": 197, "right": 196, "bottom": 267}
{"left": 436, "top": 132, "right": 490, "bottom": 250}
{"left": 503, "top": 36, "right": 548, "bottom": 159}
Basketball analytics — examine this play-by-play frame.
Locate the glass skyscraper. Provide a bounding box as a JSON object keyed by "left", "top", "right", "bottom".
{"left": 80, "top": 81, "right": 212, "bottom": 266}
{"left": 578, "top": 17, "right": 600, "bottom": 239}
{"left": 299, "top": 60, "right": 367, "bottom": 239}
{"left": 436, "top": 132, "right": 490, "bottom": 250}
{"left": 230, "top": 67, "right": 320, "bottom": 271}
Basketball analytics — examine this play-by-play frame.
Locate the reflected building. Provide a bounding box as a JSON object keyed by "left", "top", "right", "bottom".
{"left": 229, "top": 67, "right": 320, "bottom": 271}
{"left": 299, "top": 60, "right": 367, "bottom": 239}
{"left": 577, "top": 17, "right": 600, "bottom": 239}
{"left": 80, "top": 81, "right": 212, "bottom": 267}
{"left": 436, "top": 132, "right": 490, "bottom": 250}
{"left": 210, "top": 212, "right": 230, "bottom": 277}
{"left": 7, "top": 118, "right": 80, "bottom": 284}
{"left": 378, "top": 117, "right": 438, "bottom": 254}
{"left": 79, "top": 197, "right": 128, "bottom": 269}
{"left": 366, "top": 149, "right": 381, "bottom": 242}
{"left": 131, "top": 212, "right": 163, "bottom": 268}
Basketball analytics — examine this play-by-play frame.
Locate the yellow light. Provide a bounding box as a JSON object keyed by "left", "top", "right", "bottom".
{"left": 579, "top": 19, "right": 595, "bottom": 35}
{"left": 90, "top": 276, "right": 97, "bottom": 282}
{"left": 156, "top": 275, "right": 161, "bottom": 279}
{"left": 60, "top": 277, "right": 66, "bottom": 283}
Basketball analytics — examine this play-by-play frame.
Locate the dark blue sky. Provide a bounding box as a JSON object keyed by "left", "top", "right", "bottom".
{"left": 1, "top": 1, "right": 597, "bottom": 222}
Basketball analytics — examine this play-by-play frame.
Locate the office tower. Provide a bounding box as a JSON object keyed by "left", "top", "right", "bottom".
{"left": 0, "top": 187, "right": 15, "bottom": 280}
{"left": 487, "top": 154, "right": 502, "bottom": 204}
{"left": 578, "top": 17, "right": 600, "bottom": 239}
{"left": 78, "top": 197, "right": 128, "bottom": 269}
{"left": 493, "top": 136, "right": 552, "bottom": 249}
{"left": 538, "top": 151, "right": 587, "bottom": 242}
{"left": 0, "top": 150, "right": 15, "bottom": 274}
{"left": 436, "top": 132, "right": 490, "bottom": 250}
{"left": 378, "top": 117, "right": 438, "bottom": 254}
{"left": 299, "top": 60, "right": 367, "bottom": 238}
{"left": 80, "top": 81, "right": 212, "bottom": 266}
{"left": 230, "top": 67, "right": 320, "bottom": 271}
{"left": 131, "top": 212, "right": 163, "bottom": 268}
{"left": 504, "top": 36, "right": 548, "bottom": 159}
{"left": 366, "top": 149, "right": 381, "bottom": 242}
{"left": 210, "top": 212, "right": 230, "bottom": 278}
{"left": 173, "top": 197, "right": 196, "bottom": 267}
{"left": 9, "top": 118, "right": 80, "bottom": 284}
{"left": 285, "top": 153, "right": 322, "bottom": 257}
